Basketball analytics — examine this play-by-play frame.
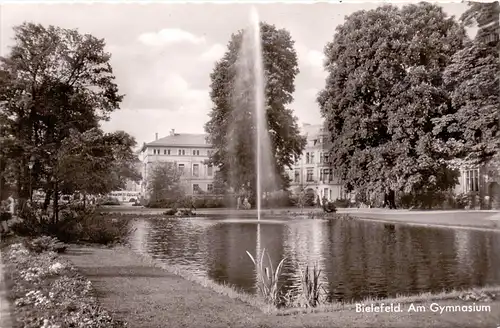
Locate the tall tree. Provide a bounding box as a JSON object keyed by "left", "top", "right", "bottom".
{"left": 147, "top": 162, "right": 183, "bottom": 202}
{"left": 433, "top": 2, "right": 499, "bottom": 165}
{"left": 58, "top": 128, "right": 142, "bottom": 201}
{"left": 0, "top": 23, "right": 123, "bottom": 213}
{"left": 205, "top": 22, "right": 306, "bottom": 201}
{"left": 317, "top": 3, "right": 466, "bottom": 206}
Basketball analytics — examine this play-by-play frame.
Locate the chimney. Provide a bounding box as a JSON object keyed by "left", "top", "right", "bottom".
{"left": 170, "top": 129, "right": 175, "bottom": 136}
{"left": 155, "top": 133, "right": 158, "bottom": 141}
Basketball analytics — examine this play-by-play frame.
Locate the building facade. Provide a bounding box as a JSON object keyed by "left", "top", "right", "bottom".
{"left": 286, "top": 123, "right": 347, "bottom": 202}
{"left": 140, "top": 130, "right": 216, "bottom": 198}
{"left": 140, "top": 124, "right": 349, "bottom": 201}
{"left": 456, "top": 160, "right": 500, "bottom": 209}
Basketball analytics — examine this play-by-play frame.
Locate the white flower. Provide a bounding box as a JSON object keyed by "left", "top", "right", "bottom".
{"left": 49, "top": 262, "right": 65, "bottom": 273}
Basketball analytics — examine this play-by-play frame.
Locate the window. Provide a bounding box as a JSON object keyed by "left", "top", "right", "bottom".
{"left": 294, "top": 169, "right": 300, "bottom": 183}
{"left": 193, "top": 184, "right": 200, "bottom": 194}
{"left": 306, "top": 152, "right": 310, "bottom": 164}
{"left": 163, "top": 149, "right": 170, "bottom": 155}
{"left": 306, "top": 168, "right": 314, "bottom": 182}
{"left": 321, "top": 168, "right": 329, "bottom": 182}
{"left": 207, "top": 150, "right": 213, "bottom": 156}
{"left": 320, "top": 169, "right": 324, "bottom": 181}
{"left": 178, "top": 164, "right": 185, "bottom": 174}
{"left": 207, "top": 165, "right": 213, "bottom": 177}
{"left": 319, "top": 153, "right": 324, "bottom": 164}
{"left": 153, "top": 149, "right": 157, "bottom": 155}
{"left": 178, "top": 149, "right": 185, "bottom": 156}
{"left": 311, "top": 153, "right": 315, "bottom": 164}
{"left": 193, "top": 164, "right": 199, "bottom": 177}
{"left": 207, "top": 184, "right": 213, "bottom": 193}
{"left": 324, "top": 188, "right": 328, "bottom": 199}
{"left": 329, "top": 168, "right": 334, "bottom": 182}
{"left": 193, "top": 150, "right": 200, "bottom": 156}
{"left": 465, "top": 169, "right": 479, "bottom": 192}
{"left": 324, "top": 153, "right": 330, "bottom": 164}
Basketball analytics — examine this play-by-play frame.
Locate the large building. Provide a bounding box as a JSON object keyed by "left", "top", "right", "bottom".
{"left": 455, "top": 159, "right": 500, "bottom": 209}
{"left": 140, "top": 130, "right": 215, "bottom": 197}
{"left": 286, "top": 123, "right": 347, "bottom": 202}
{"left": 140, "top": 124, "right": 348, "bottom": 201}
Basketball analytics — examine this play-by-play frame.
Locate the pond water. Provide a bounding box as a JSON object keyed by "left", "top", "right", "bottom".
{"left": 129, "top": 217, "right": 500, "bottom": 303}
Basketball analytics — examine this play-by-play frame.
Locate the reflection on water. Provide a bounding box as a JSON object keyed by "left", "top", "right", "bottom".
{"left": 129, "top": 217, "right": 500, "bottom": 302}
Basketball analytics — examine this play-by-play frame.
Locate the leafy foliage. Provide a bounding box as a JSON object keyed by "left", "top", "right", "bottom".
{"left": 461, "top": 1, "right": 500, "bottom": 44}
{"left": 205, "top": 22, "right": 306, "bottom": 198}
{"left": 0, "top": 22, "right": 134, "bottom": 219}
{"left": 146, "top": 162, "right": 184, "bottom": 202}
{"left": 58, "top": 128, "right": 141, "bottom": 196}
{"left": 246, "top": 248, "right": 286, "bottom": 306}
{"left": 11, "top": 206, "right": 133, "bottom": 245}
{"left": 317, "top": 3, "right": 466, "bottom": 197}
{"left": 433, "top": 2, "right": 499, "bottom": 166}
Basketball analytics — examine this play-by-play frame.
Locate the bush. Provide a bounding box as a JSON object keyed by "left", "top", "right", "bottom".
{"left": 163, "top": 208, "right": 196, "bottom": 217}
{"left": 262, "top": 191, "right": 294, "bottom": 208}
{"left": 100, "top": 197, "right": 120, "bottom": 206}
{"left": 333, "top": 198, "right": 350, "bottom": 208}
{"left": 129, "top": 198, "right": 136, "bottom": 203}
{"left": 1, "top": 211, "right": 12, "bottom": 222}
{"left": 24, "top": 236, "right": 67, "bottom": 254}
{"left": 322, "top": 201, "right": 337, "bottom": 213}
{"left": 398, "top": 190, "right": 467, "bottom": 210}
{"left": 146, "top": 196, "right": 226, "bottom": 209}
{"left": 11, "top": 207, "right": 133, "bottom": 246}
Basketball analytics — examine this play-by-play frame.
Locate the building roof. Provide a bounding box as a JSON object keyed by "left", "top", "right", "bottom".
{"left": 142, "top": 133, "right": 211, "bottom": 151}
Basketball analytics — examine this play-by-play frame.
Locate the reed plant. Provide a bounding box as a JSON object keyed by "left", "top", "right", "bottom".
{"left": 246, "top": 248, "right": 286, "bottom": 306}
{"left": 297, "top": 262, "right": 325, "bottom": 308}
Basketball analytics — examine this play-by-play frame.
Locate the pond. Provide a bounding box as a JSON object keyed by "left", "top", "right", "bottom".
{"left": 129, "top": 216, "right": 500, "bottom": 303}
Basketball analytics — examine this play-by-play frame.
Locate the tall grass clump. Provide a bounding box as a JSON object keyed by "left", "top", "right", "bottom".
{"left": 246, "top": 248, "right": 286, "bottom": 306}
{"left": 298, "top": 263, "right": 325, "bottom": 308}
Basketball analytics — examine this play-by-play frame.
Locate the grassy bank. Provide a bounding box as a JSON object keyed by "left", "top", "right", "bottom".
{"left": 129, "top": 246, "right": 500, "bottom": 316}
{"left": 63, "top": 244, "right": 500, "bottom": 328}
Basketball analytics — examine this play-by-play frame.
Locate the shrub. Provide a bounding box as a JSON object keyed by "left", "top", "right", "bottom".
{"left": 129, "top": 198, "right": 136, "bottom": 203}
{"left": 146, "top": 196, "right": 226, "bottom": 209}
{"left": 100, "top": 197, "right": 120, "bottom": 206}
{"left": 333, "top": 198, "right": 350, "bottom": 208}
{"left": 1, "top": 211, "right": 12, "bottom": 222}
{"left": 145, "top": 198, "right": 176, "bottom": 208}
{"left": 322, "top": 201, "right": 337, "bottom": 213}
{"left": 11, "top": 207, "right": 133, "bottom": 246}
{"left": 454, "top": 193, "right": 469, "bottom": 209}
{"left": 24, "top": 236, "right": 67, "bottom": 254}
{"left": 54, "top": 210, "right": 133, "bottom": 245}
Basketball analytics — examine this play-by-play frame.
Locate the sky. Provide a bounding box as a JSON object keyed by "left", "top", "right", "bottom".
{"left": 0, "top": 2, "right": 471, "bottom": 147}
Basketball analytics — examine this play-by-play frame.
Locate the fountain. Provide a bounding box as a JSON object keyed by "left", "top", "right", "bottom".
{"left": 229, "top": 7, "right": 277, "bottom": 221}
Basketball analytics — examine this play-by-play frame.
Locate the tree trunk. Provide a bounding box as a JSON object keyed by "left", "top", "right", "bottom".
{"left": 83, "top": 192, "right": 87, "bottom": 209}
{"left": 53, "top": 181, "right": 59, "bottom": 224}
{"left": 43, "top": 189, "right": 52, "bottom": 211}
{"left": 385, "top": 190, "right": 396, "bottom": 209}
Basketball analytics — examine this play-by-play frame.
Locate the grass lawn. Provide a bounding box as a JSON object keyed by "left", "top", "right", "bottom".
{"left": 62, "top": 245, "right": 500, "bottom": 328}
